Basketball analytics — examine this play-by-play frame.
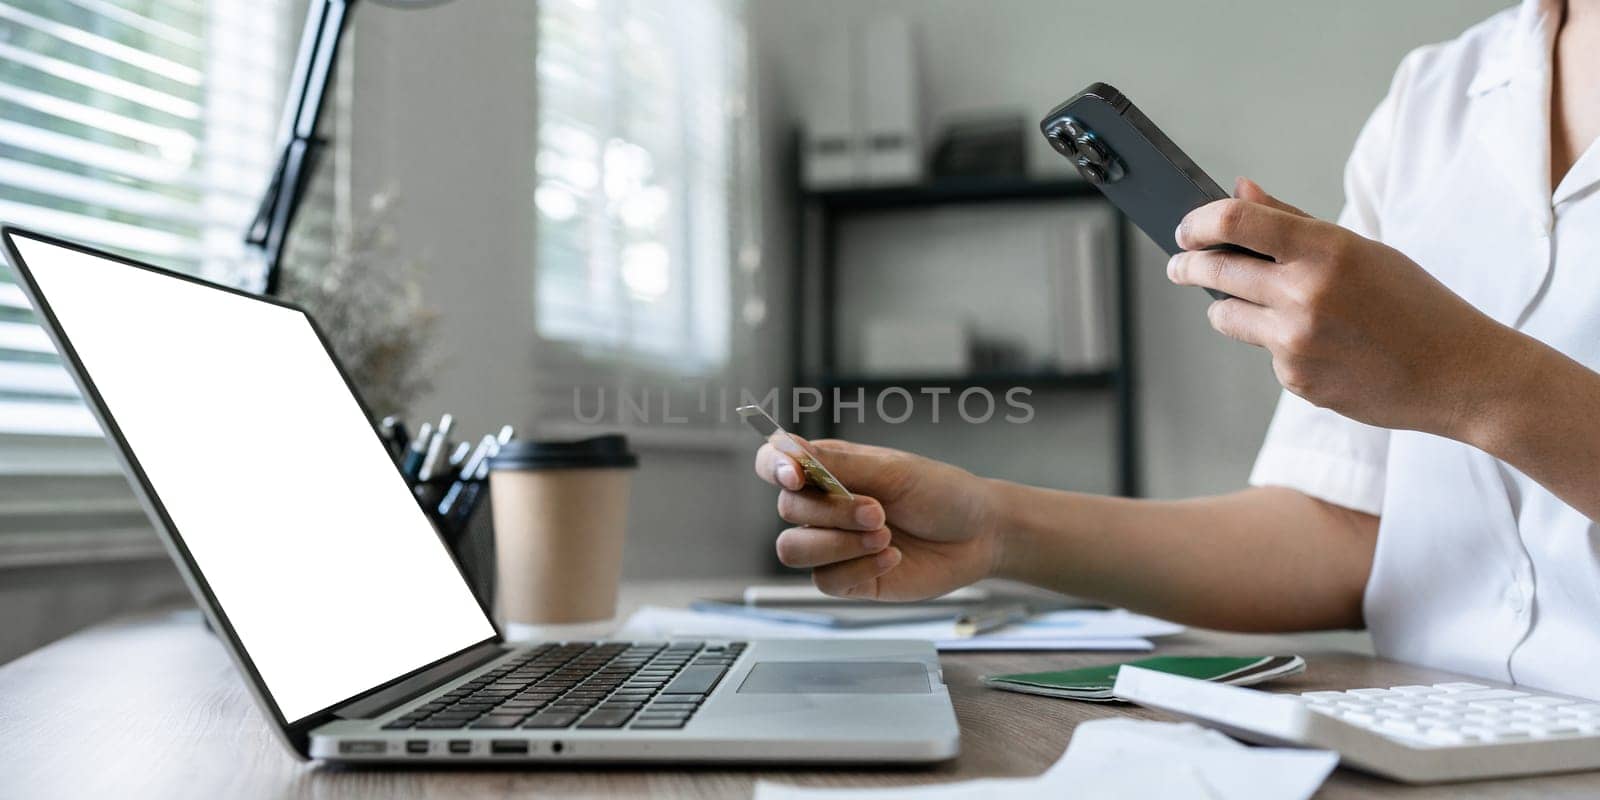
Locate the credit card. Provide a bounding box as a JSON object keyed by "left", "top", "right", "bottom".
{"left": 736, "top": 404, "right": 853, "bottom": 499}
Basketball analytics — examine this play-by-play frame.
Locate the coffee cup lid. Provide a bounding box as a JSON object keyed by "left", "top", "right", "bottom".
{"left": 490, "top": 434, "right": 638, "bottom": 470}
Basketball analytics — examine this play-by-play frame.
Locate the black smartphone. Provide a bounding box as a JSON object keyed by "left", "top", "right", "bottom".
{"left": 1040, "top": 82, "right": 1251, "bottom": 300}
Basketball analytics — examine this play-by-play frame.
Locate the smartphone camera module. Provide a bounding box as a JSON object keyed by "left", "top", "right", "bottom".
{"left": 1044, "top": 116, "right": 1086, "bottom": 157}
{"left": 1042, "top": 115, "right": 1125, "bottom": 186}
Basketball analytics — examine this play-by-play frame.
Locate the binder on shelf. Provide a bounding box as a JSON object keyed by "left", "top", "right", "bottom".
{"left": 802, "top": 17, "right": 923, "bottom": 190}
{"left": 802, "top": 26, "right": 859, "bottom": 189}
{"left": 859, "top": 16, "right": 923, "bottom": 185}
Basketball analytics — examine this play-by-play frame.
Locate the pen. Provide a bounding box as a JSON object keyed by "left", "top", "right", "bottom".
{"left": 462, "top": 434, "right": 497, "bottom": 481}
{"left": 475, "top": 436, "right": 502, "bottom": 479}
{"left": 401, "top": 421, "right": 433, "bottom": 480}
{"left": 389, "top": 418, "right": 410, "bottom": 454}
{"left": 448, "top": 441, "right": 471, "bottom": 468}
{"left": 496, "top": 424, "right": 514, "bottom": 445}
{"left": 953, "top": 603, "right": 1031, "bottom": 638}
{"left": 439, "top": 435, "right": 496, "bottom": 517}
{"left": 448, "top": 435, "right": 503, "bottom": 531}
{"left": 418, "top": 414, "right": 454, "bottom": 482}
{"left": 449, "top": 480, "right": 485, "bottom": 530}
{"left": 378, "top": 415, "right": 400, "bottom": 459}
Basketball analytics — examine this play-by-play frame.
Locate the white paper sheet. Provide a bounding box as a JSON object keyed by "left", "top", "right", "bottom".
{"left": 753, "top": 719, "right": 1339, "bottom": 800}
{"left": 935, "top": 637, "right": 1152, "bottom": 652}
{"left": 974, "top": 609, "right": 1184, "bottom": 640}
{"left": 614, "top": 606, "right": 1175, "bottom": 652}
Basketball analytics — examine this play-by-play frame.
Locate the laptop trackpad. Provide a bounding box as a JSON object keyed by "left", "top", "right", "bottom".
{"left": 737, "top": 661, "right": 930, "bottom": 694}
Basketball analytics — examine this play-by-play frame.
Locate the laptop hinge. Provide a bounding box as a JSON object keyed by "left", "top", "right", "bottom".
{"left": 332, "top": 641, "right": 507, "bottom": 720}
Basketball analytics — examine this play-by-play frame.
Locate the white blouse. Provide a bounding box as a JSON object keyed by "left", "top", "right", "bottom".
{"left": 1249, "top": 0, "right": 1600, "bottom": 698}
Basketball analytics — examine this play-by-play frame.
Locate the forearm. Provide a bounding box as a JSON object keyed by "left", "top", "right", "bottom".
{"left": 988, "top": 484, "right": 1377, "bottom": 631}
{"left": 1457, "top": 330, "right": 1600, "bottom": 522}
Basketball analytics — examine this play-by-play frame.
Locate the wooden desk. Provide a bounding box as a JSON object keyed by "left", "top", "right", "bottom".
{"left": 3, "top": 578, "right": 1598, "bottom": 799}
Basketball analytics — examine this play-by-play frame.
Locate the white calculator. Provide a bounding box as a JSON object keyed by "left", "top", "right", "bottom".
{"left": 1114, "top": 666, "right": 1600, "bottom": 783}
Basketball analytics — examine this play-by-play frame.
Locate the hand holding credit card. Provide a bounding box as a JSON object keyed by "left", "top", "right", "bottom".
{"left": 736, "top": 405, "right": 853, "bottom": 499}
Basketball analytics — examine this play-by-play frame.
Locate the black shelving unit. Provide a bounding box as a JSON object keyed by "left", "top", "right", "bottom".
{"left": 793, "top": 174, "right": 1141, "bottom": 497}
{"left": 824, "top": 369, "right": 1118, "bottom": 393}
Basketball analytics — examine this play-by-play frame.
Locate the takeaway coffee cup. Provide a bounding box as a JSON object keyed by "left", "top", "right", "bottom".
{"left": 489, "top": 434, "right": 637, "bottom": 639}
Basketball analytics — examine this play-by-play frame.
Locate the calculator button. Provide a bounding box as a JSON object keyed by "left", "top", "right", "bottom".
{"left": 1301, "top": 691, "right": 1347, "bottom": 701}
{"left": 1515, "top": 696, "right": 1575, "bottom": 708}
{"left": 1437, "top": 689, "right": 1528, "bottom": 704}
{"left": 1469, "top": 699, "right": 1526, "bottom": 712}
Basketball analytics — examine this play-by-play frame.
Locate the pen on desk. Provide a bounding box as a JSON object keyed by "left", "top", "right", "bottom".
{"left": 401, "top": 421, "right": 433, "bottom": 480}
{"left": 953, "top": 603, "right": 1031, "bottom": 638}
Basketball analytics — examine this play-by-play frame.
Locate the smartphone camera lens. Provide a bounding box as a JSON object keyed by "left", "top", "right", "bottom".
{"left": 1072, "top": 131, "right": 1109, "bottom": 164}
{"left": 1071, "top": 131, "right": 1124, "bottom": 185}
{"left": 1044, "top": 115, "right": 1124, "bottom": 185}
{"left": 1043, "top": 117, "right": 1084, "bottom": 157}
{"left": 1075, "top": 157, "right": 1108, "bottom": 185}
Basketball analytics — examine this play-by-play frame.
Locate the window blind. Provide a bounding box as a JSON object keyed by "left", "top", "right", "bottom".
{"left": 0, "top": 0, "right": 297, "bottom": 565}
{"left": 0, "top": 0, "right": 294, "bottom": 437}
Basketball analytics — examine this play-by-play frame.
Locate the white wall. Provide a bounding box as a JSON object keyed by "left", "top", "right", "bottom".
{"left": 751, "top": 0, "right": 1508, "bottom": 498}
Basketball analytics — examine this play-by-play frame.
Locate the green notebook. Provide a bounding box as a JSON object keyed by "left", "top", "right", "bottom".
{"left": 984, "top": 655, "right": 1305, "bottom": 702}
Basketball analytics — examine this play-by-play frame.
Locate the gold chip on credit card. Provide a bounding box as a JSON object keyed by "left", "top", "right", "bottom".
{"left": 736, "top": 404, "right": 853, "bottom": 499}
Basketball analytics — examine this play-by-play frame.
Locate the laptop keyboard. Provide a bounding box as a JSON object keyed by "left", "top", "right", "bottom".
{"left": 382, "top": 641, "right": 747, "bottom": 732}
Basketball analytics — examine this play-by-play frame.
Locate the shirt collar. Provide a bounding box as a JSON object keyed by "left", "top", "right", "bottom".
{"left": 1467, "top": 0, "right": 1561, "bottom": 97}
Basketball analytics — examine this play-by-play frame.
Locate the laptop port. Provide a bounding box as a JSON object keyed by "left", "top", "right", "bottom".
{"left": 338, "top": 740, "right": 385, "bottom": 755}
{"left": 491, "top": 740, "right": 529, "bottom": 755}
{"left": 448, "top": 740, "right": 471, "bottom": 754}
{"left": 405, "top": 741, "right": 429, "bottom": 755}
{"left": 551, "top": 741, "right": 564, "bottom": 754}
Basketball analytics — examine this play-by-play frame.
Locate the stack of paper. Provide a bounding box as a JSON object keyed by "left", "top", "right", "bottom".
{"left": 614, "top": 606, "right": 1182, "bottom": 652}
{"left": 754, "top": 719, "right": 1339, "bottom": 800}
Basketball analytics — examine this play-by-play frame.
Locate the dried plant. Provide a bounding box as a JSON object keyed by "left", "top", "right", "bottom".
{"left": 279, "top": 193, "right": 438, "bottom": 419}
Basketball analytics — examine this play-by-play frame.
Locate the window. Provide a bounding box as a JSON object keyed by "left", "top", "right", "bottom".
{"left": 533, "top": 0, "right": 754, "bottom": 377}
{"left": 0, "top": 0, "right": 295, "bottom": 437}
{"left": 0, "top": 0, "right": 299, "bottom": 565}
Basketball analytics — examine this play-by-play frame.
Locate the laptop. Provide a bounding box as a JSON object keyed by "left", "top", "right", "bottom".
{"left": 2, "top": 226, "right": 959, "bottom": 764}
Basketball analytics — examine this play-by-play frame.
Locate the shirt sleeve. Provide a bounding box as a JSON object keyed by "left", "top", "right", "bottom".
{"left": 1248, "top": 49, "right": 1425, "bottom": 516}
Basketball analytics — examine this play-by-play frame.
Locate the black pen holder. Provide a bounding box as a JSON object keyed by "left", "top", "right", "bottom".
{"left": 409, "top": 474, "right": 495, "bottom": 610}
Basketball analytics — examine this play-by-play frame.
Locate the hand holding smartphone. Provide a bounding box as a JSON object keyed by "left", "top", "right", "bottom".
{"left": 1039, "top": 82, "right": 1270, "bottom": 300}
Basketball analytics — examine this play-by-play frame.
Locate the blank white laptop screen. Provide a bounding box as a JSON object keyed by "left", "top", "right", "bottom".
{"left": 11, "top": 233, "right": 496, "bottom": 723}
